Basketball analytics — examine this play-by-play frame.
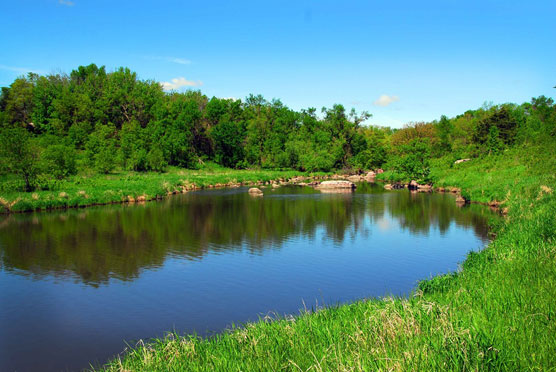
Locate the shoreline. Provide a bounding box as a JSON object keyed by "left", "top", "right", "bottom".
{"left": 0, "top": 172, "right": 503, "bottom": 215}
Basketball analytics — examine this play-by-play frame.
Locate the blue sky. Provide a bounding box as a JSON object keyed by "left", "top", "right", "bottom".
{"left": 1, "top": 0, "right": 554, "bottom": 127}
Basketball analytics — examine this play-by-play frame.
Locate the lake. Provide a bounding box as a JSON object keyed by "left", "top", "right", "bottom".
{"left": 0, "top": 183, "right": 495, "bottom": 371}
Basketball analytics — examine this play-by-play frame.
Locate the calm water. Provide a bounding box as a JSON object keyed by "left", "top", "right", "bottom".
{"left": 0, "top": 183, "right": 495, "bottom": 372}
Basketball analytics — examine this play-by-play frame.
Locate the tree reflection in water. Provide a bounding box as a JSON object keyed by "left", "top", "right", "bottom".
{"left": 0, "top": 184, "right": 494, "bottom": 286}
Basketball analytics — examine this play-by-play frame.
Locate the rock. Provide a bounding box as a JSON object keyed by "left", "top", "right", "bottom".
{"left": 454, "top": 158, "right": 471, "bottom": 165}
{"left": 409, "top": 180, "right": 419, "bottom": 190}
{"left": 384, "top": 184, "right": 393, "bottom": 190}
{"left": 137, "top": 195, "right": 146, "bottom": 202}
{"left": 365, "top": 171, "right": 376, "bottom": 181}
{"left": 271, "top": 183, "right": 280, "bottom": 188}
{"left": 377, "top": 169, "right": 384, "bottom": 174}
{"left": 455, "top": 195, "right": 466, "bottom": 204}
{"left": 435, "top": 187, "right": 445, "bottom": 192}
{"left": 248, "top": 187, "right": 263, "bottom": 196}
{"left": 316, "top": 180, "right": 356, "bottom": 189}
{"left": 418, "top": 184, "right": 432, "bottom": 191}
{"left": 58, "top": 192, "right": 68, "bottom": 199}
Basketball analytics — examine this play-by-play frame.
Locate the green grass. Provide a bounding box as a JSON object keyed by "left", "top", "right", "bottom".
{"left": 0, "top": 164, "right": 325, "bottom": 213}
{"left": 94, "top": 143, "right": 556, "bottom": 371}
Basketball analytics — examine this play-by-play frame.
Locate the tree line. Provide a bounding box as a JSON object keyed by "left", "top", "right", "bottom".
{"left": 0, "top": 63, "right": 555, "bottom": 191}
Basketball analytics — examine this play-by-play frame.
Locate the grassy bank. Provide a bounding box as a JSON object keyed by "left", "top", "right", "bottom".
{"left": 95, "top": 143, "right": 556, "bottom": 371}
{"left": 0, "top": 164, "right": 324, "bottom": 213}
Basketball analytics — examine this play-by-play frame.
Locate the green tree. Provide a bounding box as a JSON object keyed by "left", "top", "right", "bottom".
{"left": 390, "top": 139, "right": 431, "bottom": 182}
{"left": 486, "top": 125, "right": 503, "bottom": 155}
{"left": 211, "top": 120, "right": 245, "bottom": 168}
{"left": 41, "top": 144, "right": 77, "bottom": 179}
{"left": 0, "top": 128, "right": 41, "bottom": 191}
{"left": 473, "top": 106, "right": 517, "bottom": 146}
{"left": 436, "top": 115, "right": 454, "bottom": 153}
{"left": 146, "top": 146, "right": 167, "bottom": 172}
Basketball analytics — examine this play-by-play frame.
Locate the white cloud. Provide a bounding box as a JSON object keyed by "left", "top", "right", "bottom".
{"left": 373, "top": 94, "right": 399, "bottom": 107}
{"left": 161, "top": 77, "right": 203, "bottom": 91}
{"left": 167, "top": 57, "right": 191, "bottom": 65}
{"left": 59, "top": 0, "right": 74, "bottom": 6}
{"left": 0, "top": 64, "right": 46, "bottom": 74}
{"left": 146, "top": 56, "right": 192, "bottom": 65}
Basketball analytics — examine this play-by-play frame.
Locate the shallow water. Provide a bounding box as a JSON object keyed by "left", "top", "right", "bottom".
{"left": 0, "top": 183, "right": 496, "bottom": 371}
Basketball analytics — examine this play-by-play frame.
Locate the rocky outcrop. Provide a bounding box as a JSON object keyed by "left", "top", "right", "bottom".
{"left": 316, "top": 180, "right": 356, "bottom": 190}
{"left": 248, "top": 187, "right": 263, "bottom": 196}
{"left": 417, "top": 184, "right": 432, "bottom": 192}
{"left": 365, "top": 171, "right": 376, "bottom": 181}
{"left": 408, "top": 180, "right": 432, "bottom": 191}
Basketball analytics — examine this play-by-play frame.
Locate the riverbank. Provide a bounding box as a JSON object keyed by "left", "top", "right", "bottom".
{"left": 0, "top": 166, "right": 330, "bottom": 213}
{"left": 94, "top": 143, "right": 556, "bottom": 371}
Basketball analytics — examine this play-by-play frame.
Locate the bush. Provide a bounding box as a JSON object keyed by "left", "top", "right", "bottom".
{"left": 147, "top": 147, "right": 167, "bottom": 172}
{"left": 389, "top": 139, "right": 431, "bottom": 182}
{"left": 41, "top": 144, "right": 77, "bottom": 179}
{"left": 95, "top": 146, "right": 115, "bottom": 174}
{"left": 130, "top": 149, "right": 148, "bottom": 172}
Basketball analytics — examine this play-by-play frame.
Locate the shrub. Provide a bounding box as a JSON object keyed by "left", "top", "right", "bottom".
{"left": 41, "top": 144, "right": 77, "bottom": 179}
{"left": 147, "top": 147, "right": 167, "bottom": 172}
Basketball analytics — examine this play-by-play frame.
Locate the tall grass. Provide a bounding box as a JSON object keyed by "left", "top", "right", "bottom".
{"left": 95, "top": 143, "right": 556, "bottom": 371}
{"left": 0, "top": 165, "right": 323, "bottom": 213}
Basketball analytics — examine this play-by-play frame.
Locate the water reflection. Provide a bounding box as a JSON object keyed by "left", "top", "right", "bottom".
{"left": 0, "top": 184, "right": 491, "bottom": 286}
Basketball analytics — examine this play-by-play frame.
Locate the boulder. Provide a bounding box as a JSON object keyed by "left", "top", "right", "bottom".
{"left": 384, "top": 184, "right": 393, "bottom": 190}
{"left": 316, "top": 180, "right": 356, "bottom": 189}
{"left": 455, "top": 195, "right": 466, "bottom": 204}
{"left": 408, "top": 180, "right": 419, "bottom": 190}
{"left": 377, "top": 168, "right": 384, "bottom": 174}
{"left": 248, "top": 187, "right": 264, "bottom": 196}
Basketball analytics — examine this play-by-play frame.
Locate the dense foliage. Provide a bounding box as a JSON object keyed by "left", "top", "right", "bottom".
{"left": 1, "top": 64, "right": 555, "bottom": 192}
